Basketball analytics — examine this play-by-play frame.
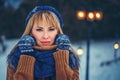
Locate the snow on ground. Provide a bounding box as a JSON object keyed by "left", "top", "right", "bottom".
{"left": 0, "top": 39, "right": 120, "bottom": 80}
{"left": 73, "top": 40, "right": 120, "bottom": 80}
{"left": 0, "top": 39, "right": 18, "bottom": 80}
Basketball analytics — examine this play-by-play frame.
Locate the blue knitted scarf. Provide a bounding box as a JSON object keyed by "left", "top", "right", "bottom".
{"left": 7, "top": 47, "right": 78, "bottom": 79}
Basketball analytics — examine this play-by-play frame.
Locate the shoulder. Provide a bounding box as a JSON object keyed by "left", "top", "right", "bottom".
{"left": 69, "top": 51, "right": 79, "bottom": 68}
{"left": 7, "top": 47, "right": 21, "bottom": 69}
{"left": 8, "top": 47, "right": 20, "bottom": 59}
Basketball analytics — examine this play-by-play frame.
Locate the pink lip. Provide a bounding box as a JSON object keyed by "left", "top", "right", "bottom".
{"left": 41, "top": 41, "right": 50, "bottom": 45}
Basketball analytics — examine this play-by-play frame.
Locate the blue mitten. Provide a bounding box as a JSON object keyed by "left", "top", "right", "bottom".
{"left": 55, "top": 34, "right": 71, "bottom": 50}
{"left": 18, "top": 35, "right": 36, "bottom": 56}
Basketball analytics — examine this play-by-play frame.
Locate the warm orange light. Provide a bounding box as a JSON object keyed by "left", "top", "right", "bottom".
{"left": 76, "top": 9, "right": 103, "bottom": 21}
{"left": 77, "top": 10, "right": 86, "bottom": 20}
{"left": 95, "top": 11, "right": 103, "bottom": 20}
{"left": 87, "top": 12, "right": 95, "bottom": 21}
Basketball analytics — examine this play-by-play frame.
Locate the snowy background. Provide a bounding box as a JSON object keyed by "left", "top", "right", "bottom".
{"left": 0, "top": 39, "right": 120, "bottom": 80}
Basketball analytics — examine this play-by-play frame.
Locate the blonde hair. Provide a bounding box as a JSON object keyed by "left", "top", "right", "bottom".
{"left": 22, "top": 11, "right": 63, "bottom": 36}
{"left": 9, "top": 11, "right": 64, "bottom": 53}
{"left": 9, "top": 10, "right": 79, "bottom": 67}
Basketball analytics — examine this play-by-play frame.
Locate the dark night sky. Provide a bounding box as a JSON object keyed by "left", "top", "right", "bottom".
{"left": 0, "top": 0, "right": 120, "bottom": 41}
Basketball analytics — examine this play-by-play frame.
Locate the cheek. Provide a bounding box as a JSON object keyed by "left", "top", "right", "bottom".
{"left": 51, "top": 32, "right": 58, "bottom": 42}
{"left": 31, "top": 30, "right": 41, "bottom": 41}
{"left": 32, "top": 33, "right": 42, "bottom": 46}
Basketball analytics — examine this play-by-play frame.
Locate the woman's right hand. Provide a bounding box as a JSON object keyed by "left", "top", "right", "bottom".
{"left": 18, "top": 35, "right": 36, "bottom": 55}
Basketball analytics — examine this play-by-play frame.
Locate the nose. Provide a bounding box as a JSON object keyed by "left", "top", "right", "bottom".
{"left": 42, "top": 31, "right": 49, "bottom": 39}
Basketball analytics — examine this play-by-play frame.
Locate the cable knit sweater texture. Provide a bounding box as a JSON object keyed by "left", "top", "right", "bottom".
{"left": 6, "top": 45, "right": 79, "bottom": 80}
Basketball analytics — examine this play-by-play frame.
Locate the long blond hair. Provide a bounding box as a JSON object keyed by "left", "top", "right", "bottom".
{"left": 9, "top": 11, "right": 63, "bottom": 54}
{"left": 9, "top": 11, "right": 79, "bottom": 66}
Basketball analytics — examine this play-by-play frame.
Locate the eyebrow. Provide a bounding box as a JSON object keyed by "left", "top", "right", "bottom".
{"left": 36, "top": 26, "right": 56, "bottom": 28}
{"left": 36, "top": 26, "right": 43, "bottom": 28}
{"left": 49, "top": 26, "right": 56, "bottom": 28}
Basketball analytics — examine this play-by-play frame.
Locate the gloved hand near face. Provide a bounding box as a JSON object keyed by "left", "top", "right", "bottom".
{"left": 18, "top": 35, "right": 36, "bottom": 56}
{"left": 55, "top": 34, "right": 71, "bottom": 50}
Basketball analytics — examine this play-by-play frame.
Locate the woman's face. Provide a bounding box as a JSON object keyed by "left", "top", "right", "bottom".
{"left": 31, "top": 20, "right": 58, "bottom": 46}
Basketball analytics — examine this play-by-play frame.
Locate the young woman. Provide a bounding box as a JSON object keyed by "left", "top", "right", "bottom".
{"left": 6, "top": 6, "right": 79, "bottom": 80}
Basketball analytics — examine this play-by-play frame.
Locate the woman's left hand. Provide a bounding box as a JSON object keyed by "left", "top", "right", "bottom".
{"left": 55, "top": 34, "right": 71, "bottom": 50}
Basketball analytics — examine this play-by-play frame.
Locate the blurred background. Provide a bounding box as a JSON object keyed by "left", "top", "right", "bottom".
{"left": 0, "top": 0, "right": 120, "bottom": 80}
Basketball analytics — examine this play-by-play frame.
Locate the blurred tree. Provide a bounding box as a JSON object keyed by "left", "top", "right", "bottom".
{"left": 0, "top": 0, "right": 120, "bottom": 42}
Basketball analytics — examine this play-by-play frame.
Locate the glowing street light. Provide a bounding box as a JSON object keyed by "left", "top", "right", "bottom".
{"left": 77, "top": 10, "right": 103, "bottom": 21}
{"left": 114, "top": 42, "right": 119, "bottom": 50}
{"left": 87, "top": 12, "right": 95, "bottom": 21}
{"left": 77, "top": 10, "right": 86, "bottom": 20}
{"left": 76, "top": 8, "right": 103, "bottom": 80}
{"left": 113, "top": 42, "right": 119, "bottom": 61}
{"left": 77, "top": 47, "right": 84, "bottom": 55}
{"left": 94, "top": 11, "right": 103, "bottom": 20}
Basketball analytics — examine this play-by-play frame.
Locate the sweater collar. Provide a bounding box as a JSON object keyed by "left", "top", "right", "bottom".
{"left": 33, "top": 45, "right": 57, "bottom": 50}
